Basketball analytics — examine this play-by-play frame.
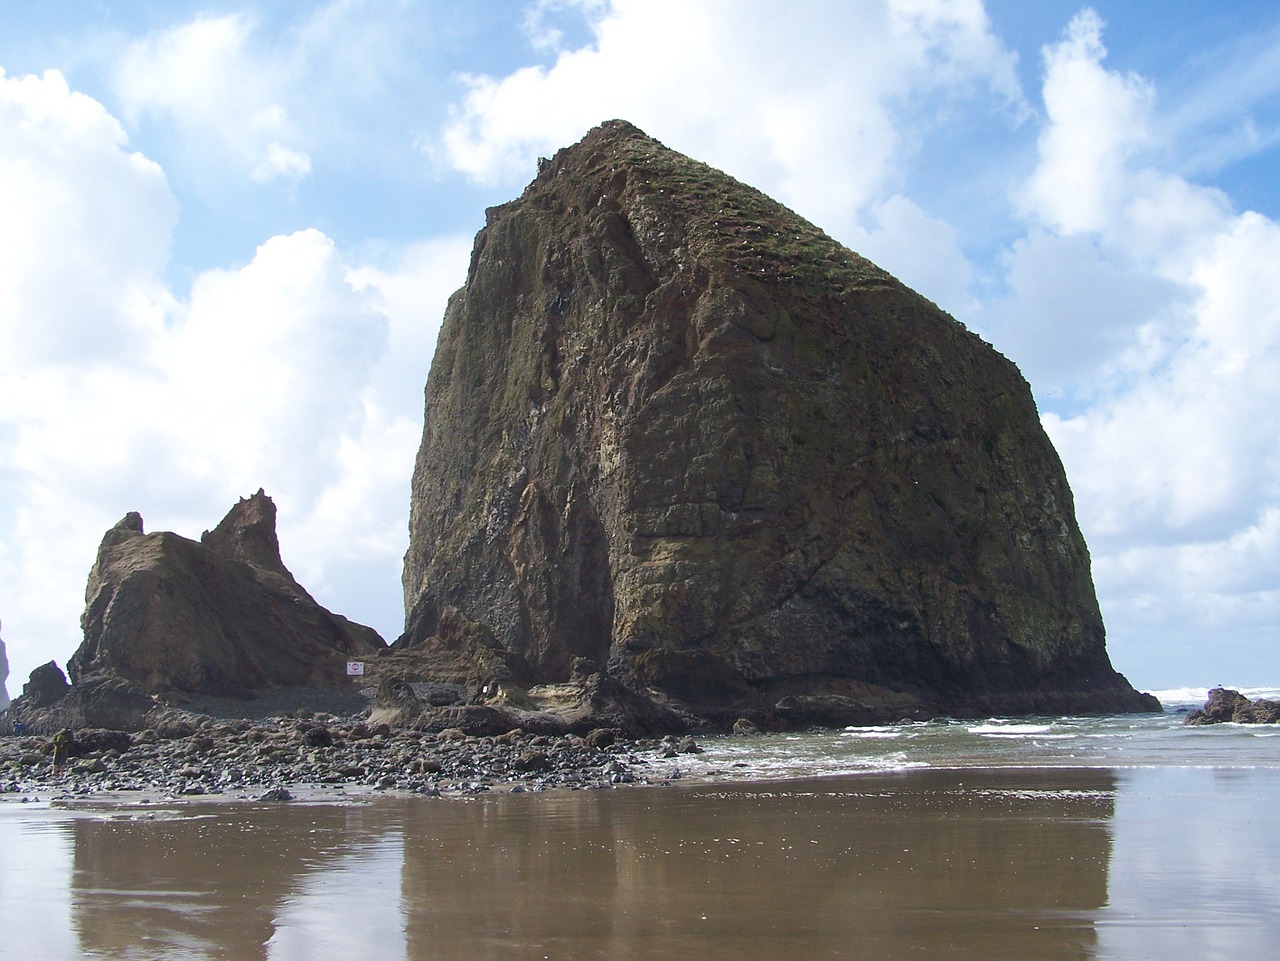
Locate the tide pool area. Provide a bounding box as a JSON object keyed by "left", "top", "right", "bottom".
{"left": 2, "top": 698, "right": 1279, "bottom": 960}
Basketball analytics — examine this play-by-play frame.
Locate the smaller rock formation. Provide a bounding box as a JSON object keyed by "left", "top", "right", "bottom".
{"left": 20, "top": 660, "right": 70, "bottom": 708}
{"left": 3, "top": 660, "right": 158, "bottom": 732}
{"left": 69, "top": 490, "right": 386, "bottom": 701}
{"left": 1186, "top": 688, "right": 1280, "bottom": 725}
{"left": 0, "top": 618, "right": 9, "bottom": 710}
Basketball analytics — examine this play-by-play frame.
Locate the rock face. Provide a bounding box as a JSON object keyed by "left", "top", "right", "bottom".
{"left": 399, "top": 120, "right": 1156, "bottom": 723}
{"left": 69, "top": 490, "right": 385, "bottom": 700}
{"left": 0, "top": 619, "right": 9, "bottom": 710}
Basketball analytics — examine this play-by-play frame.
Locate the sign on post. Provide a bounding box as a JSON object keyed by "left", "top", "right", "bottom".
{"left": 346, "top": 661, "right": 365, "bottom": 676}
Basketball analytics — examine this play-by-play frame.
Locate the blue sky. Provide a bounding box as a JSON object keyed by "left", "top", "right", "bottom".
{"left": 2, "top": 0, "right": 1278, "bottom": 699}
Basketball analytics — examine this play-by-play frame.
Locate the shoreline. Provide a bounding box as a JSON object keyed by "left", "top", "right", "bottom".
{"left": 7, "top": 691, "right": 1279, "bottom": 812}
{"left": 0, "top": 712, "right": 709, "bottom": 808}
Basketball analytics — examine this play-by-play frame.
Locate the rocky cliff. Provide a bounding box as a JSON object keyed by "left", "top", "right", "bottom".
{"left": 399, "top": 120, "right": 1156, "bottom": 724}
{"left": 69, "top": 490, "right": 385, "bottom": 700}
{"left": 0, "top": 620, "right": 10, "bottom": 710}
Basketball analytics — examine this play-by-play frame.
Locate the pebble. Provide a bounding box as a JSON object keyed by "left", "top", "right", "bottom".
{"left": 0, "top": 717, "right": 687, "bottom": 802}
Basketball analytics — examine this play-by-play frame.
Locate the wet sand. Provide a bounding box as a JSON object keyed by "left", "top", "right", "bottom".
{"left": 2, "top": 764, "right": 1277, "bottom": 960}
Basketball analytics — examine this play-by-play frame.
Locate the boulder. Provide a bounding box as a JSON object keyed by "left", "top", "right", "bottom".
{"left": 411, "top": 705, "right": 518, "bottom": 737}
{"left": 68, "top": 490, "right": 385, "bottom": 701}
{"left": 62, "top": 675, "right": 158, "bottom": 731}
{"left": 20, "top": 660, "right": 69, "bottom": 708}
{"left": 397, "top": 120, "right": 1156, "bottom": 726}
{"left": 69, "top": 728, "right": 134, "bottom": 756}
{"left": 1187, "top": 688, "right": 1280, "bottom": 725}
{"left": 368, "top": 676, "right": 425, "bottom": 728}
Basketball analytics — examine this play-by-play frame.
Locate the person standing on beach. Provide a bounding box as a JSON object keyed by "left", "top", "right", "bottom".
{"left": 51, "top": 728, "right": 71, "bottom": 776}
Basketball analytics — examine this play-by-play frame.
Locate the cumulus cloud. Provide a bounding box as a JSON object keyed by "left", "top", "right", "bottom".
{"left": 1003, "top": 10, "right": 1280, "bottom": 682}
{"left": 1018, "top": 9, "right": 1153, "bottom": 236}
{"left": 846, "top": 195, "right": 977, "bottom": 314}
{"left": 439, "top": 0, "right": 1023, "bottom": 239}
{"left": 115, "top": 14, "right": 311, "bottom": 185}
{"left": 0, "top": 68, "right": 178, "bottom": 365}
{"left": 0, "top": 69, "right": 467, "bottom": 685}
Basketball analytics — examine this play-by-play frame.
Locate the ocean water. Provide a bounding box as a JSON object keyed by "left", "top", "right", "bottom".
{"left": 642, "top": 686, "right": 1280, "bottom": 784}
{"left": 2, "top": 691, "right": 1278, "bottom": 961}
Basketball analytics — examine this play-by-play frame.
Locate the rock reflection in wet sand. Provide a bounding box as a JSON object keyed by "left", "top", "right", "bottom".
{"left": 51, "top": 768, "right": 1113, "bottom": 960}
{"left": 398, "top": 768, "right": 1112, "bottom": 960}
{"left": 68, "top": 805, "right": 394, "bottom": 959}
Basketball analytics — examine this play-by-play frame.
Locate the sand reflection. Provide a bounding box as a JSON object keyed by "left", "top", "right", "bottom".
{"left": 47, "top": 768, "right": 1120, "bottom": 960}
{"left": 67, "top": 804, "right": 400, "bottom": 960}
{"left": 397, "top": 768, "right": 1115, "bottom": 960}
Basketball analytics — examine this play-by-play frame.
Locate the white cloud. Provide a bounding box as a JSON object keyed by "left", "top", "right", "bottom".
{"left": 439, "top": 0, "right": 1023, "bottom": 241}
{"left": 115, "top": 14, "right": 311, "bottom": 185}
{"left": 347, "top": 236, "right": 474, "bottom": 422}
{"left": 980, "top": 230, "right": 1187, "bottom": 398}
{"left": 1007, "top": 10, "right": 1280, "bottom": 684}
{"left": 1018, "top": 9, "right": 1153, "bottom": 236}
{"left": 1017, "top": 9, "right": 1234, "bottom": 275}
{"left": 0, "top": 68, "right": 177, "bottom": 365}
{"left": 522, "top": 0, "right": 610, "bottom": 51}
{"left": 846, "top": 194, "right": 977, "bottom": 314}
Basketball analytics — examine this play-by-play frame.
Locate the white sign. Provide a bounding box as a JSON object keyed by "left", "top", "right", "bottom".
{"left": 346, "top": 661, "right": 365, "bottom": 676}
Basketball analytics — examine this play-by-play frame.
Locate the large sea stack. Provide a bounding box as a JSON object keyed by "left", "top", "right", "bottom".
{"left": 69, "top": 490, "right": 385, "bottom": 700}
{"left": 399, "top": 120, "right": 1155, "bottom": 724}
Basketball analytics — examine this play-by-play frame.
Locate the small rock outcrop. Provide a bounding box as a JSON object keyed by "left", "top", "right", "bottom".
{"left": 5, "top": 670, "right": 158, "bottom": 732}
{"left": 398, "top": 120, "right": 1156, "bottom": 726}
{"left": 1186, "top": 688, "right": 1280, "bottom": 725}
{"left": 20, "top": 660, "right": 71, "bottom": 708}
{"left": 68, "top": 490, "right": 385, "bottom": 701}
{"left": 368, "top": 676, "right": 426, "bottom": 728}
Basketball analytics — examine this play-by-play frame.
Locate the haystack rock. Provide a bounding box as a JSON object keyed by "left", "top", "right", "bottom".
{"left": 69, "top": 490, "right": 385, "bottom": 700}
{"left": 398, "top": 120, "right": 1157, "bottom": 725}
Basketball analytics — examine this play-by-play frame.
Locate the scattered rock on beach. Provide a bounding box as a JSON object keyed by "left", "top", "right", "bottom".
{"left": 0, "top": 711, "right": 697, "bottom": 801}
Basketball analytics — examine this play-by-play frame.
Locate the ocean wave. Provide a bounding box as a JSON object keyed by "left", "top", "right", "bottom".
{"left": 1151, "top": 685, "right": 1280, "bottom": 709}
{"left": 839, "top": 730, "right": 902, "bottom": 740}
{"left": 969, "top": 723, "right": 1054, "bottom": 735}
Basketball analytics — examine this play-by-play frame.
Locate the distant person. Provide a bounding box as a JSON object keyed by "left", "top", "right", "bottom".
{"left": 52, "top": 728, "right": 72, "bottom": 776}
{"left": 13, "top": 720, "right": 24, "bottom": 736}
